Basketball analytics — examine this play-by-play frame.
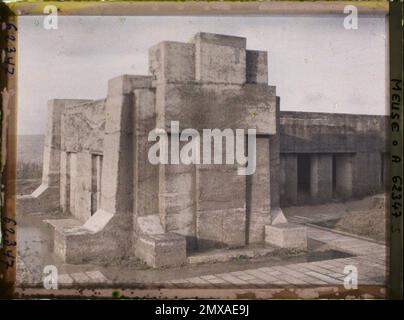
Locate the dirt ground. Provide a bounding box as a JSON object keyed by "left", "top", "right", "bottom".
{"left": 16, "top": 178, "right": 41, "bottom": 195}
{"left": 283, "top": 195, "right": 387, "bottom": 242}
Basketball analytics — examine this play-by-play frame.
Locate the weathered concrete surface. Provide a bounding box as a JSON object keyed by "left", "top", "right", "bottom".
{"left": 279, "top": 112, "right": 388, "bottom": 154}
{"left": 310, "top": 154, "right": 333, "bottom": 202}
{"left": 135, "top": 233, "right": 187, "bottom": 268}
{"left": 196, "top": 166, "right": 246, "bottom": 250}
{"left": 265, "top": 223, "right": 307, "bottom": 250}
{"left": 147, "top": 33, "right": 280, "bottom": 258}
{"left": 193, "top": 32, "right": 246, "bottom": 84}
{"left": 63, "top": 99, "right": 106, "bottom": 154}
{"left": 248, "top": 138, "right": 271, "bottom": 244}
{"left": 352, "top": 152, "right": 382, "bottom": 197}
{"left": 17, "top": 99, "right": 91, "bottom": 215}
{"left": 149, "top": 41, "right": 195, "bottom": 83}
{"left": 335, "top": 154, "right": 353, "bottom": 198}
{"left": 280, "top": 154, "right": 298, "bottom": 205}
{"left": 155, "top": 83, "right": 276, "bottom": 134}
{"left": 246, "top": 50, "right": 268, "bottom": 84}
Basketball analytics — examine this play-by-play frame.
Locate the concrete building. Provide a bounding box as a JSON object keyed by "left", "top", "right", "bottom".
{"left": 17, "top": 33, "right": 388, "bottom": 267}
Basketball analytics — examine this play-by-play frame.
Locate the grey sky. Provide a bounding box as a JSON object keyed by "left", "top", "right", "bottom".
{"left": 18, "top": 15, "right": 387, "bottom": 135}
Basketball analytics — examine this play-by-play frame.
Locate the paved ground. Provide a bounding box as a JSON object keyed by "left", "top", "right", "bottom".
{"left": 16, "top": 196, "right": 387, "bottom": 290}
{"left": 162, "top": 225, "right": 387, "bottom": 288}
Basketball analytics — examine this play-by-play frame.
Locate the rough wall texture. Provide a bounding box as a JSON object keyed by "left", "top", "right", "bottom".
{"left": 279, "top": 112, "right": 388, "bottom": 205}
{"left": 62, "top": 99, "right": 106, "bottom": 154}
{"left": 59, "top": 99, "right": 106, "bottom": 221}
{"left": 279, "top": 112, "right": 388, "bottom": 154}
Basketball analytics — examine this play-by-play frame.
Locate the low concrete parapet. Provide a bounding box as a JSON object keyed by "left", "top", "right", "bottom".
{"left": 17, "top": 184, "right": 59, "bottom": 214}
{"left": 265, "top": 223, "right": 307, "bottom": 250}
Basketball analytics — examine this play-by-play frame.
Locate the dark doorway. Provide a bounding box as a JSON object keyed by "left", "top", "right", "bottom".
{"left": 297, "top": 154, "right": 311, "bottom": 202}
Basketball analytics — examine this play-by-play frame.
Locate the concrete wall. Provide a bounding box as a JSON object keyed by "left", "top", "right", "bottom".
{"left": 60, "top": 99, "right": 106, "bottom": 221}
{"left": 17, "top": 99, "right": 92, "bottom": 215}
{"left": 280, "top": 111, "right": 388, "bottom": 154}
{"left": 279, "top": 111, "right": 388, "bottom": 205}
{"left": 27, "top": 32, "right": 388, "bottom": 266}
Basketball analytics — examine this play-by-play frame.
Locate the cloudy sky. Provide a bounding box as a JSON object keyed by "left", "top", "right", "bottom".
{"left": 18, "top": 15, "right": 387, "bottom": 135}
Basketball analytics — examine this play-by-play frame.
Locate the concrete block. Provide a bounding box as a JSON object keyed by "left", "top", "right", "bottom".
{"left": 196, "top": 209, "right": 223, "bottom": 249}
{"left": 197, "top": 166, "right": 245, "bottom": 211}
{"left": 42, "top": 99, "right": 90, "bottom": 186}
{"left": 134, "top": 89, "right": 159, "bottom": 217}
{"left": 246, "top": 50, "right": 268, "bottom": 84}
{"left": 156, "top": 83, "right": 276, "bottom": 134}
{"left": 310, "top": 154, "right": 333, "bottom": 202}
{"left": 107, "top": 74, "right": 152, "bottom": 97}
{"left": 73, "top": 152, "right": 92, "bottom": 222}
{"left": 193, "top": 32, "right": 246, "bottom": 48}
{"left": 269, "top": 97, "right": 281, "bottom": 208}
{"left": 44, "top": 218, "right": 81, "bottom": 250}
{"left": 68, "top": 152, "right": 77, "bottom": 215}
{"left": 16, "top": 185, "right": 60, "bottom": 214}
{"left": 193, "top": 32, "right": 246, "bottom": 84}
{"left": 149, "top": 41, "right": 195, "bottom": 83}
{"left": 136, "top": 214, "right": 164, "bottom": 235}
{"left": 158, "top": 161, "right": 196, "bottom": 244}
{"left": 250, "top": 138, "right": 271, "bottom": 213}
{"left": 246, "top": 212, "right": 271, "bottom": 244}
{"left": 54, "top": 210, "right": 132, "bottom": 264}
{"left": 248, "top": 137, "right": 271, "bottom": 244}
{"left": 222, "top": 208, "right": 246, "bottom": 247}
{"left": 134, "top": 233, "right": 187, "bottom": 268}
{"left": 62, "top": 99, "right": 106, "bottom": 154}
{"left": 265, "top": 223, "right": 307, "bottom": 249}
{"left": 60, "top": 151, "right": 70, "bottom": 213}
{"left": 101, "top": 82, "right": 135, "bottom": 214}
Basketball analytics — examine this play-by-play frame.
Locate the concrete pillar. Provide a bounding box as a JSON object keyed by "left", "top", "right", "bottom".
{"left": 90, "top": 154, "right": 102, "bottom": 215}
{"left": 196, "top": 165, "right": 246, "bottom": 250}
{"left": 246, "top": 50, "right": 268, "bottom": 84}
{"left": 74, "top": 152, "right": 92, "bottom": 223}
{"left": 69, "top": 152, "right": 77, "bottom": 215}
{"left": 193, "top": 32, "right": 246, "bottom": 84}
{"left": 310, "top": 154, "right": 333, "bottom": 202}
{"left": 17, "top": 99, "right": 90, "bottom": 215}
{"left": 159, "top": 162, "right": 196, "bottom": 249}
{"left": 269, "top": 97, "right": 281, "bottom": 209}
{"left": 352, "top": 152, "right": 382, "bottom": 197}
{"left": 149, "top": 41, "right": 195, "bottom": 83}
{"left": 335, "top": 154, "right": 353, "bottom": 199}
{"left": 248, "top": 137, "right": 271, "bottom": 244}
{"left": 280, "top": 154, "right": 298, "bottom": 205}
